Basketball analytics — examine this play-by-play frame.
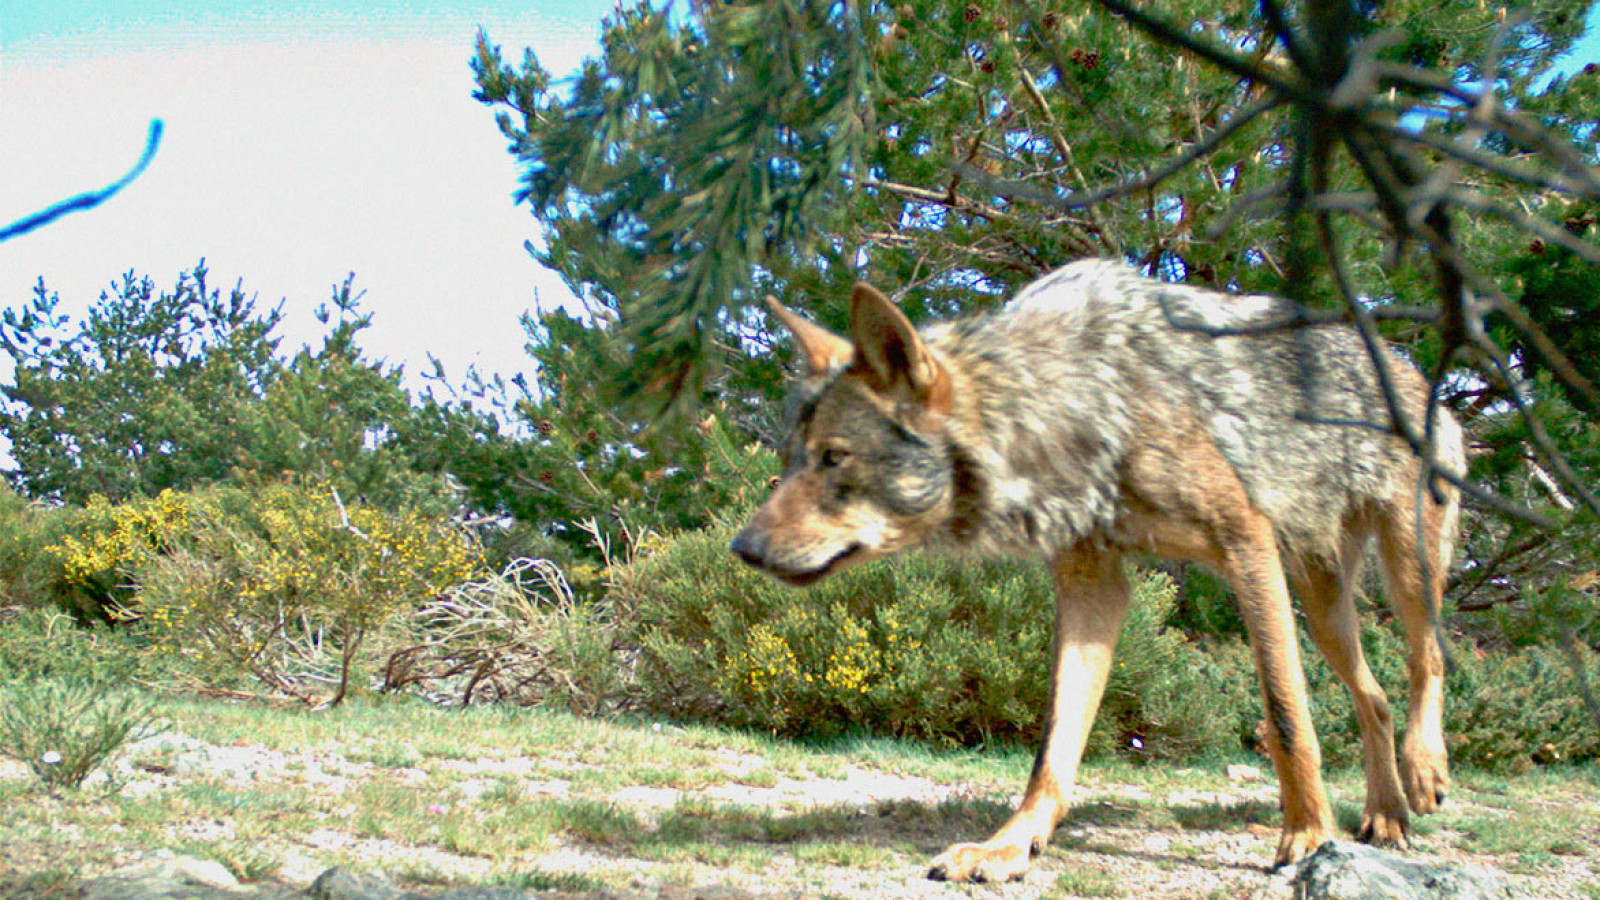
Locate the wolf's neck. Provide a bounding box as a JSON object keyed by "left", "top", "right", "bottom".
{"left": 926, "top": 315, "right": 1134, "bottom": 555}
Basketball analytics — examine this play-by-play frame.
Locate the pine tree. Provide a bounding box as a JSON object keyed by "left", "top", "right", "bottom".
{"left": 0, "top": 264, "right": 450, "bottom": 511}
{"left": 475, "top": 0, "right": 1600, "bottom": 611}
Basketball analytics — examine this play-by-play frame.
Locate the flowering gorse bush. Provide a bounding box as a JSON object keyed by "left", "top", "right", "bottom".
{"left": 54, "top": 489, "right": 192, "bottom": 581}
{"left": 49, "top": 489, "right": 191, "bottom": 617}
{"left": 49, "top": 480, "right": 484, "bottom": 704}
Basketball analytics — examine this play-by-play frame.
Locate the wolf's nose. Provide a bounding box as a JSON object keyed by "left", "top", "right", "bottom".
{"left": 730, "top": 530, "right": 765, "bottom": 568}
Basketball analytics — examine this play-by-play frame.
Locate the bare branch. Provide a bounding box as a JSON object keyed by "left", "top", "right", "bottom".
{"left": 1443, "top": 187, "right": 1600, "bottom": 265}
{"left": 1374, "top": 120, "right": 1600, "bottom": 199}
{"left": 1057, "top": 96, "right": 1283, "bottom": 209}
{"left": 1471, "top": 323, "right": 1600, "bottom": 518}
{"left": 1309, "top": 186, "right": 1600, "bottom": 266}
{"left": 1088, "top": 0, "right": 1308, "bottom": 102}
{"left": 1257, "top": 0, "right": 1316, "bottom": 78}
{"left": 1370, "top": 61, "right": 1600, "bottom": 185}
{"left": 1427, "top": 233, "right": 1600, "bottom": 414}
{"left": 1202, "top": 180, "right": 1295, "bottom": 238}
{"left": 1016, "top": 63, "right": 1121, "bottom": 255}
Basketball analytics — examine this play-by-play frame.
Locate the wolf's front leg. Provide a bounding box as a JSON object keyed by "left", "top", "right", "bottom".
{"left": 928, "top": 546, "right": 1131, "bottom": 883}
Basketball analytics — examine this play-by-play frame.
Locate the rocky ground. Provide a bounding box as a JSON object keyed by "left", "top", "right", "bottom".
{"left": 2, "top": 728, "right": 1595, "bottom": 899}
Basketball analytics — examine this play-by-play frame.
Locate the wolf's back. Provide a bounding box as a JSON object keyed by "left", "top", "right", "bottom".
{"left": 929, "top": 260, "right": 1463, "bottom": 561}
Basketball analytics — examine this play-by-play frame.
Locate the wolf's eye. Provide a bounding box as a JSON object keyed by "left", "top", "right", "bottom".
{"left": 819, "top": 448, "right": 850, "bottom": 469}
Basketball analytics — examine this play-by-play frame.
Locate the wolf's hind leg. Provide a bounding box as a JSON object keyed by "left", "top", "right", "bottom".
{"left": 1292, "top": 539, "right": 1410, "bottom": 848}
{"left": 928, "top": 546, "right": 1130, "bottom": 883}
{"left": 1377, "top": 496, "right": 1452, "bottom": 815}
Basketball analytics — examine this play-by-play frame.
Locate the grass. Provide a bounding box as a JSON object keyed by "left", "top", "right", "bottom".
{"left": 488, "top": 869, "right": 610, "bottom": 892}
{"left": 1048, "top": 869, "right": 1124, "bottom": 897}
{"left": 1170, "top": 798, "right": 1277, "bottom": 831}
{"left": 1, "top": 687, "right": 1596, "bottom": 898}
{"left": 793, "top": 840, "right": 900, "bottom": 868}
{"left": 1435, "top": 793, "right": 1595, "bottom": 872}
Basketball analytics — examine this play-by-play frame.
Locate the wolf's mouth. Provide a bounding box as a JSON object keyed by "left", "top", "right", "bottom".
{"left": 770, "top": 542, "right": 864, "bottom": 587}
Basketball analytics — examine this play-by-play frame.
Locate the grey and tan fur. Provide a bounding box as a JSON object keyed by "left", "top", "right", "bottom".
{"left": 732, "top": 259, "right": 1463, "bottom": 883}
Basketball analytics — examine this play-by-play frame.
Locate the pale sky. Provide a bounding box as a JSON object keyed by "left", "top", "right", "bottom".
{"left": 0, "top": 1, "right": 611, "bottom": 391}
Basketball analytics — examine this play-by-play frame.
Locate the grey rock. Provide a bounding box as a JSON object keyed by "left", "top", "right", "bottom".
{"left": 79, "top": 852, "right": 238, "bottom": 899}
{"left": 121, "top": 732, "right": 223, "bottom": 779}
{"left": 1291, "top": 841, "right": 1513, "bottom": 900}
{"left": 656, "top": 888, "right": 767, "bottom": 900}
{"left": 305, "top": 868, "right": 559, "bottom": 900}
{"left": 307, "top": 867, "right": 406, "bottom": 900}
{"left": 76, "top": 851, "right": 307, "bottom": 899}
{"left": 1226, "top": 763, "right": 1263, "bottom": 783}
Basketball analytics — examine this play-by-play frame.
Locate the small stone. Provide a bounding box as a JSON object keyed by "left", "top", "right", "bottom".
{"left": 308, "top": 866, "right": 405, "bottom": 900}
{"left": 452, "top": 777, "right": 494, "bottom": 801}
{"left": 524, "top": 777, "right": 571, "bottom": 796}
{"left": 1227, "top": 763, "right": 1263, "bottom": 782}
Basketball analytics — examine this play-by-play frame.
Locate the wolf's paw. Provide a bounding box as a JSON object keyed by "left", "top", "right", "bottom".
{"left": 1402, "top": 762, "right": 1449, "bottom": 814}
{"left": 1273, "top": 825, "right": 1333, "bottom": 870}
{"left": 927, "top": 841, "right": 1031, "bottom": 883}
{"left": 1400, "top": 743, "right": 1450, "bottom": 815}
{"left": 1357, "top": 805, "right": 1411, "bottom": 849}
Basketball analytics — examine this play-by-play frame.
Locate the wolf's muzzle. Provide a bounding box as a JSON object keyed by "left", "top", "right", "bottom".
{"left": 731, "top": 528, "right": 861, "bottom": 586}
{"left": 730, "top": 529, "right": 767, "bottom": 569}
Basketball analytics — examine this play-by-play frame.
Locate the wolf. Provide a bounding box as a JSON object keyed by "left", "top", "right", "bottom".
{"left": 731, "top": 259, "right": 1463, "bottom": 883}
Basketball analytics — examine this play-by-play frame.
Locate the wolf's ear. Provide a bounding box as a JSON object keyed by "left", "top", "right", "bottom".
{"left": 765, "top": 296, "right": 853, "bottom": 378}
{"left": 848, "top": 282, "right": 949, "bottom": 409}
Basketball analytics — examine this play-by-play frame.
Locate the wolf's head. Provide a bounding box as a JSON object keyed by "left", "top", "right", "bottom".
{"left": 731, "top": 283, "right": 959, "bottom": 586}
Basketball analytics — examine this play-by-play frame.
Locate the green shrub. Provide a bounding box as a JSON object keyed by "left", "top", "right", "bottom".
{"left": 620, "top": 515, "right": 1260, "bottom": 754}
{"left": 0, "top": 606, "right": 152, "bottom": 684}
{"left": 0, "top": 678, "right": 158, "bottom": 789}
{"left": 1445, "top": 641, "right": 1600, "bottom": 772}
{"left": 0, "top": 487, "right": 96, "bottom": 618}
{"left": 573, "top": 513, "right": 1600, "bottom": 769}
{"left": 1233, "top": 610, "right": 1600, "bottom": 773}
{"left": 1168, "top": 564, "right": 1249, "bottom": 639}
{"left": 623, "top": 520, "right": 1048, "bottom": 743}
{"left": 1092, "top": 575, "right": 1258, "bottom": 760}
{"left": 1284, "top": 606, "right": 1600, "bottom": 773}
